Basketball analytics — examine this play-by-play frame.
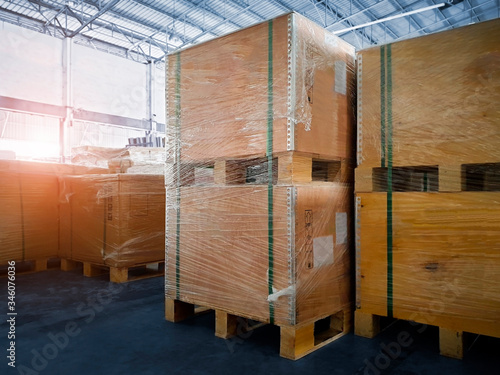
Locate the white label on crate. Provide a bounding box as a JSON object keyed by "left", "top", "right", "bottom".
{"left": 324, "top": 33, "right": 338, "bottom": 47}
{"left": 313, "top": 235, "right": 334, "bottom": 268}
{"left": 336, "top": 212, "right": 348, "bottom": 245}
{"left": 335, "top": 60, "right": 347, "bottom": 95}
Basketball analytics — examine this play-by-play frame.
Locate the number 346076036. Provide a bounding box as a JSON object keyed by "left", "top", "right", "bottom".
{"left": 7, "top": 260, "right": 15, "bottom": 309}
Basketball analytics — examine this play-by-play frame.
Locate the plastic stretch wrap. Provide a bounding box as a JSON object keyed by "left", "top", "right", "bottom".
{"left": 165, "top": 13, "right": 356, "bottom": 326}
{"left": 59, "top": 174, "right": 165, "bottom": 268}
{"left": 0, "top": 160, "right": 108, "bottom": 265}
{"left": 355, "top": 19, "right": 500, "bottom": 338}
{"left": 72, "top": 145, "right": 165, "bottom": 174}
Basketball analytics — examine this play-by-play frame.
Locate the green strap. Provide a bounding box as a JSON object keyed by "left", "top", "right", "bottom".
{"left": 175, "top": 52, "right": 182, "bottom": 300}
{"left": 385, "top": 44, "right": 394, "bottom": 318}
{"left": 267, "top": 20, "right": 274, "bottom": 325}
{"left": 380, "top": 46, "right": 386, "bottom": 168}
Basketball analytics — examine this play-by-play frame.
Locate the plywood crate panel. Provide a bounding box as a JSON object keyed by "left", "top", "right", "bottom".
{"left": 60, "top": 174, "right": 165, "bottom": 268}
{"left": 355, "top": 192, "right": 500, "bottom": 338}
{"left": 166, "top": 12, "right": 355, "bottom": 162}
{"left": 357, "top": 18, "right": 500, "bottom": 170}
{"left": 166, "top": 184, "right": 351, "bottom": 327}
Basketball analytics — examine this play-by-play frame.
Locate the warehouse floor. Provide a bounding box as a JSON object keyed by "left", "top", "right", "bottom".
{"left": 2, "top": 270, "right": 499, "bottom": 375}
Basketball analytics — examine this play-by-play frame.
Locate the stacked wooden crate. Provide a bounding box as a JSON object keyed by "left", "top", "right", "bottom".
{"left": 165, "top": 12, "right": 356, "bottom": 359}
{"left": 354, "top": 18, "right": 500, "bottom": 359}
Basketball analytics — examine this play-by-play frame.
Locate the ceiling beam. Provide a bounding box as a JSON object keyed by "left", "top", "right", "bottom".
{"left": 305, "top": 0, "right": 380, "bottom": 45}
{"left": 69, "top": 0, "right": 120, "bottom": 37}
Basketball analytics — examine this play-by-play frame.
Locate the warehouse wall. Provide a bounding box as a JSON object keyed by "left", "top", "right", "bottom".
{"left": 0, "top": 21, "right": 166, "bottom": 126}
{"left": 72, "top": 44, "right": 148, "bottom": 120}
{"left": 0, "top": 23, "right": 64, "bottom": 106}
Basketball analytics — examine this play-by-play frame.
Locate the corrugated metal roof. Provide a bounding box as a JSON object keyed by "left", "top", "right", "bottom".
{"left": 0, "top": 0, "right": 498, "bottom": 62}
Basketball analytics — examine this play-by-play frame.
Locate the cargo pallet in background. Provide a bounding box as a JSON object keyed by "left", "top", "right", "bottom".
{"left": 0, "top": 258, "right": 60, "bottom": 277}
{"left": 0, "top": 160, "right": 108, "bottom": 273}
{"left": 61, "top": 259, "right": 164, "bottom": 283}
{"left": 165, "top": 12, "right": 356, "bottom": 359}
{"left": 354, "top": 18, "right": 500, "bottom": 359}
{"left": 60, "top": 174, "right": 166, "bottom": 283}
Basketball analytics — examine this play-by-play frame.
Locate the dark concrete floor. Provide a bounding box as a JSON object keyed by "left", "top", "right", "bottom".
{"left": 1, "top": 269, "right": 499, "bottom": 375}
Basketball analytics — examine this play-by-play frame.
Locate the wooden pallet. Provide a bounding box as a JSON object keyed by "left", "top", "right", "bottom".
{"left": 355, "top": 311, "right": 477, "bottom": 359}
{"left": 355, "top": 162, "right": 500, "bottom": 193}
{"left": 178, "top": 152, "right": 353, "bottom": 186}
{"left": 0, "top": 258, "right": 60, "bottom": 276}
{"left": 61, "top": 259, "right": 164, "bottom": 283}
{"left": 165, "top": 298, "right": 351, "bottom": 360}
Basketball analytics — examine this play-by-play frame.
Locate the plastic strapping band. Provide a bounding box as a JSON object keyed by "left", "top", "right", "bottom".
{"left": 380, "top": 45, "right": 386, "bottom": 168}
{"left": 267, "top": 19, "right": 275, "bottom": 325}
{"left": 386, "top": 44, "right": 394, "bottom": 318}
{"left": 175, "top": 52, "right": 182, "bottom": 300}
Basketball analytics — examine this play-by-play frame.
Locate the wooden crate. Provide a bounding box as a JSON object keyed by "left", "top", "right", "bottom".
{"left": 356, "top": 18, "right": 500, "bottom": 171}
{"left": 59, "top": 174, "right": 165, "bottom": 270}
{"left": 355, "top": 192, "right": 500, "bottom": 357}
{"left": 166, "top": 12, "right": 355, "bottom": 162}
{"left": 166, "top": 184, "right": 351, "bottom": 328}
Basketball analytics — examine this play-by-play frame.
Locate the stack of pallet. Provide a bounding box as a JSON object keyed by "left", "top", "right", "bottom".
{"left": 165, "top": 12, "right": 356, "bottom": 359}
{"left": 354, "top": 19, "right": 500, "bottom": 359}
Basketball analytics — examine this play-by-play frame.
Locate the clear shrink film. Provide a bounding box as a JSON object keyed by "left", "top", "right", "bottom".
{"left": 165, "top": 12, "right": 357, "bottom": 328}
{"left": 0, "top": 160, "right": 105, "bottom": 267}
{"left": 355, "top": 18, "right": 500, "bottom": 340}
{"left": 0, "top": 157, "right": 165, "bottom": 271}
{"left": 58, "top": 173, "right": 166, "bottom": 269}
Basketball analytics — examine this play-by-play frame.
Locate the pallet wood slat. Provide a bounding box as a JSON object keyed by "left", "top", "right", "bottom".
{"left": 62, "top": 259, "right": 164, "bottom": 283}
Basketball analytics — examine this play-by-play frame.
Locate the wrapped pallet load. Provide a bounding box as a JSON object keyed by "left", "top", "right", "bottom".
{"left": 0, "top": 160, "right": 107, "bottom": 273}
{"left": 354, "top": 18, "right": 500, "bottom": 359}
{"left": 165, "top": 12, "right": 356, "bottom": 359}
{"left": 60, "top": 147, "right": 166, "bottom": 283}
